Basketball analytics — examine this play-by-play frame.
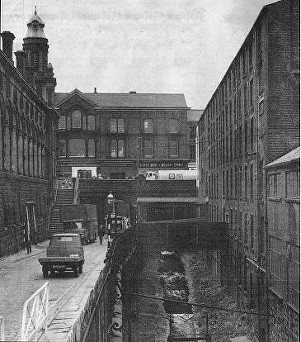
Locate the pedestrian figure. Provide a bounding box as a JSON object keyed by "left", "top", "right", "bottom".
{"left": 98, "top": 224, "right": 105, "bottom": 245}
{"left": 24, "top": 230, "right": 32, "bottom": 254}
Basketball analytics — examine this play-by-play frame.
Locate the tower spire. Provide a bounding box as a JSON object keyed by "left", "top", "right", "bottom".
{"left": 34, "top": 5, "right": 37, "bottom": 15}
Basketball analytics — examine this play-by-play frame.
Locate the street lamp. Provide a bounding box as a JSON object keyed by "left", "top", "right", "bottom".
{"left": 107, "top": 191, "right": 115, "bottom": 214}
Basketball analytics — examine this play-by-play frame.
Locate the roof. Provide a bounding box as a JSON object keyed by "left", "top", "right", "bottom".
{"left": 137, "top": 197, "right": 201, "bottom": 203}
{"left": 187, "top": 109, "right": 204, "bottom": 122}
{"left": 54, "top": 89, "right": 188, "bottom": 108}
{"left": 265, "top": 146, "right": 300, "bottom": 169}
{"left": 51, "top": 233, "right": 80, "bottom": 237}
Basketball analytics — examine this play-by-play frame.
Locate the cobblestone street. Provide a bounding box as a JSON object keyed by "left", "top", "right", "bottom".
{"left": 0, "top": 238, "right": 107, "bottom": 341}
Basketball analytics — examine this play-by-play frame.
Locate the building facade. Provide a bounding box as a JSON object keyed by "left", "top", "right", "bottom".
{"left": 265, "top": 147, "right": 299, "bottom": 342}
{"left": 197, "top": 0, "right": 299, "bottom": 340}
{"left": 0, "top": 11, "right": 57, "bottom": 256}
{"left": 55, "top": 89, "right": 190, "bottom": 179}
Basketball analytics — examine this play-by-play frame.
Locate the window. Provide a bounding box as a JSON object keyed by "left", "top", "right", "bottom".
{"left": 288, "top": 244, "right": 300, "bottom": 309}
{"left": 258, "top": 100, "right": 264, "bottom": 116}
{"left": 244, "top": 121, "right": 248, "bottom": 153}
{"left": 32, "top": 51, "right": 39, "bottom": 67}
{"left": 59, "top": 139, "right": 67, "bottom": 157}
{"left": 286, "top": 171, "right": 300, "bottom": 198}
{"left": 250, "top": 164, "right": 253, "bottom": 200}
{"left": 72, "top": 110, "right": 82, "bottom": 128}
{"left": 268, "top": 173, "right": 281, "bottom": 197}
{"left": 117, "top": 118, "right": 125, "bottom": 133}
{"left": 110, "top": 140, "right": 125, "bottom": 158}
{"left": 244, "top": 165, "right": 248, "bottom": 199}
{"left": 118, "top": 140, "right": 124, "bottom": 158}
{"left": 169, "top": 140, "right": 179, "bottom": 158}
{"left": 250, "top": 118, "right": 254, "bottom": 151}
{"left": 88, "top": 139, "right": 95, "bottom": 157}
{"left": 69, "top": 139, "right": 85, "bottom": 157}
{"left": 66, "top": 116, "right": 71, "bottom": 130}
{"left": 270, "top": 237, "right": 286, "bottom": 296}
{"left": 143, "top": 119, "right": 154, "bottom": 133}
{"left": 110, "top": 118, "right": 124, "bottom": 133}
{"left": 87, "top": 115, "right": 95, "bottom": 130}
{"left": 250, "top": 215, "right": 254, "bottom": 250}
{"left": 110, "top": 140, "right": 117, "bottom": 157}
{"left": 169, "top": 119, "right": 179, "bottom": 133}
{"left": 250, "top": 79, "right": 253, "bottom": 108}
{"left": 58, "top": 116, "right": 66, "bottom": 130}
{"left": 144, "top": 140, "right": 154, "bottom": 158}
{"left": 244, "top": 214, "right": 248, "bottom": 245}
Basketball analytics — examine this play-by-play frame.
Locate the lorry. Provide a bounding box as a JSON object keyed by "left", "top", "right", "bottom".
{"left": 38, "top": 233, "right": 84, "bottom": 278}
{"left": 59, "top": 204, "right": 98, "bottom": 244}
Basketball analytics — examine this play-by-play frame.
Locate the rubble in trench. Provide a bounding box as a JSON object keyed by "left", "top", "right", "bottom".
{"left": 158, "top": 250, "right": 257, "bottom": 342}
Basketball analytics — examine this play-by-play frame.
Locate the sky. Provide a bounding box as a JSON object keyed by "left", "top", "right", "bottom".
{"left": 2, "top": 0, "right": 277, "bottom": 109}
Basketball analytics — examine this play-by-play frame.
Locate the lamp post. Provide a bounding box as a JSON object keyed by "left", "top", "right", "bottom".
{"left": 107, "top": 191, "right": 115, "bottom": 215}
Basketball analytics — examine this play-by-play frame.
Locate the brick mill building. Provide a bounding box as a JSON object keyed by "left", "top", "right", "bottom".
{"left": 0, "top": 11, "right": 58, "bottom": 256}
{"left": 197, "top": 0, "right": 299, "bottom": 340}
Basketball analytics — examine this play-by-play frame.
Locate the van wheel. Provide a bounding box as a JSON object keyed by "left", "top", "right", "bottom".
{"left": 73, "top": 266, "right": 79, "bottom": 277}
{"left": 42, "top": 266, "right": 48, "bottom": 278}
{"left": 79, "top": 264, "right": 83, "bottom": 274}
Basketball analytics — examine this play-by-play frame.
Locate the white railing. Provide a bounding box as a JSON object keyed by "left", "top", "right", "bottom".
{"left": 0, "top": 316, "right": 5, "bottom": 341}
{"left": 21, "top": 282, "right": 49, "bottom": 341}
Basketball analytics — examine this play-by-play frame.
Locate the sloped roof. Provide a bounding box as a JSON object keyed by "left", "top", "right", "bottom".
{"left": 265, "top": 146, "right": 300, "bottom": 169}
{"left": 54, "top": 91, "right": 188, "bottom": 108}
{"left": 187, "top": 109, "right": 204, "bottom": 122}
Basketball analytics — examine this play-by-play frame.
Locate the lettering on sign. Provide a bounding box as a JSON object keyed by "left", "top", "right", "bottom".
{"left": 139, "top": 160, "right": 188, "bottom": 169}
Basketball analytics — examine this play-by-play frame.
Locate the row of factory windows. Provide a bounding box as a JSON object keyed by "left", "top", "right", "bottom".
{"left": 210, "top": 205, "right": 258, "bottom": 254}
{"left": 208, "top": 163, "right": 258, "bottom": 201}
{"left": 205, "top": 25, "right": 263, "bottom": 121}
{"left": 1, "top": 128, "right": 47, "bottom": 178}
{"left": 268, "top": 170, "right": 300, "bottom": 199}
{"left": 58, "top": 111, "right": 181, "bottom": 134}
{"left": 58, "top": 138, "right": 180, "bottom": 159}
{"left": 0, "top": 72, "right": 46, "bottom": 128}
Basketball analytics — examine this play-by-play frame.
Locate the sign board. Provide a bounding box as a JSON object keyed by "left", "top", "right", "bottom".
{"left": 139, "top": 160, "right": 188, "bottom": 169}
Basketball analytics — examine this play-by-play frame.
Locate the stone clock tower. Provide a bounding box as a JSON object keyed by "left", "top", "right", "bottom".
{"left": 20, "top": 9, "right": 56, "bottom": 106}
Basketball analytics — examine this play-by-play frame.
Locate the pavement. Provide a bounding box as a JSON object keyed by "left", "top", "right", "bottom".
{"left": 0, "top": 237, "right": 108, "bottom": 341}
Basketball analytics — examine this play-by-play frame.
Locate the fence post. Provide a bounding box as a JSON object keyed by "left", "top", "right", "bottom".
{"left": 0, "top": 316, "right": 5, "bottom": 341}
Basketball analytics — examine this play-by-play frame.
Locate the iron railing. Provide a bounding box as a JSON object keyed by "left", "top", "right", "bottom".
{"left": 21, "top": 282, "right": 49, "bottom": 341}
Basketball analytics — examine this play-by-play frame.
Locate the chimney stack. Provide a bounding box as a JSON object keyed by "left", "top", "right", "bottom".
{"left": 1, "top": 31, "right": 15, "bottom": 61}
{"left": 15, "top": 50, "right": 26, "bottom": 74}
{"left": 94, "top": 87, "right": 97, "bottom": 94}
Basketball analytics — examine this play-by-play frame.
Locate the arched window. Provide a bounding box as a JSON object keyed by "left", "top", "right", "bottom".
{"left": 118, "top": 140, "right": 124, "bottom": 158}
{"left": 117, "top": 118, "right": 125, "bottom": 133}
{"left": 143, "top": 119, "right": 154, "bottom": 133}
{"left": 169, "top": 119, "right": 179, "bottom": 133}
{"left": 72, "top": 110, "right": 82, "bottom": 128}
{"left": 88, "top": 139, "right": 95, "bottom": 157}
{"left": 58, "top": 116, "right": 66, "bottom": 130}
{"left": 110, "top": 140, "right": 117, "bottom": 158}
{"left": 110, "top": 119, "right": 117, "bottom": 133}
{"left": 69, "top": 139, "right": 85, "bottom": 157}
{"left": 59, "top": 139, "right": 67, "bottom": 157}
{"left": 87, "top": 115, "right": 95, "bottom": 130}
{"left": 32, "top": 51, "right": 39, "bottom": 67}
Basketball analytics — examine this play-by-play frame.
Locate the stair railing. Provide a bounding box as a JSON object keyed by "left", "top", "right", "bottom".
{"left": 73, "top": 178, "right": 80, "bottom": 204}
{"left": 47, "top": 179, "right": 60, "bottom": 233}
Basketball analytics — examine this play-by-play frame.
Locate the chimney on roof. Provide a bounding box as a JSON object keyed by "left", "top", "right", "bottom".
{"left": 1, "top": 31, "right": 15, "bottom": 61}
{"left": 15, "top": 50, "right": 26, "bottom": 74}
{"left": 129, "top": 91, "right": 136, "bottom": 94}
{"left": 94, "top": 87, "right": 97, "bottom": 94}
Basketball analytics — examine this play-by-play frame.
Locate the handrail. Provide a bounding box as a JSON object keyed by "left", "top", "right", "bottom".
{"left": 21, "top": 282, "right": 49, "bottom": 341}
{"left": 73, "top": 178, "right": 80, "bottom": 204}
{"left": 0, "top": 316, "right": 5, "bottom": 342}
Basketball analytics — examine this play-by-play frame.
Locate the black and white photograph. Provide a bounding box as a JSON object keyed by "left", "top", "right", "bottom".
{"left": 0, "top": 0, "right": 299, "bottom": 341}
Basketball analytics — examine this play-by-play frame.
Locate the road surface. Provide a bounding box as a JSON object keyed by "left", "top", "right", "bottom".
{"left": 0, "top": 238, "right": 107, "bottom": 341}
